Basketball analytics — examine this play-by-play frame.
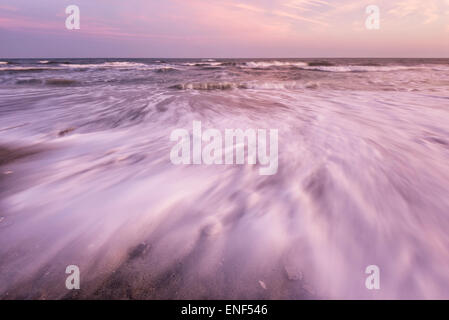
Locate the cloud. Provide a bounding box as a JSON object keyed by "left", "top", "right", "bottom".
{"left": 387, "top": 0, "right": 444, "bottom": 24}
{"left": 283, "top": 0, "right": 333, "bottom": 11}
{"left": 0, "top": 0, "right": 448, "bottom": 57}
{"left": 272, "top": 10, "right": 328, "bottom": 26}
{"left": 232, "top": 3, "right": 266, "bottom": 13}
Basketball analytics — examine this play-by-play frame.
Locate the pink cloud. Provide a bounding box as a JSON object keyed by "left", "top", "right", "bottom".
{"left": 0, "top": 0, "right": 447, "bottom": 57}
{"left": 0, "top": 4, "right": 18, "bottom": 12}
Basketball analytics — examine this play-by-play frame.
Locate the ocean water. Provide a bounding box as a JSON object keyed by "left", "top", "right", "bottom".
{"left": 0, "top": 58, "right": 448, "bottom": 299}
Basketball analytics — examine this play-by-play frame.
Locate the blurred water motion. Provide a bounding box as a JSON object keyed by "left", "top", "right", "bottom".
{"left": 0, "top": 58, "right": 449, "bottom": 299}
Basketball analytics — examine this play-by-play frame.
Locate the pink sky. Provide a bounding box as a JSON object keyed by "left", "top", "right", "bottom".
{"left": 0, "top": 0, "right": 448, "bottom": 57}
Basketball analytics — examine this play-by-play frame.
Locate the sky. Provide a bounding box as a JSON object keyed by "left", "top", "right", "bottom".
{"left": 0, "top": 0, "right": 448, "bottom": 58}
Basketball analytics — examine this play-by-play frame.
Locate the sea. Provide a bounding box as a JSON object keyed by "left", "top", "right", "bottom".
{"left": 0, "top": 58, "right": 448, "bottom": 299}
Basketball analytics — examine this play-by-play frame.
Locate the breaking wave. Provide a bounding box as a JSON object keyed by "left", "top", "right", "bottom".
{"left": 171, "top": 82, "right": 245, "bottom": 90}
{"left": 59, "top": 61, "right": 150, "bottom": 69}
{"left": 244, "top": 61, "right": 308, "bottom": 68}
{"left": 301, "top": 65, "right": 422, "bottom": 72}
{"left": 0, "top": 66, "right": 58, "bottom": 73}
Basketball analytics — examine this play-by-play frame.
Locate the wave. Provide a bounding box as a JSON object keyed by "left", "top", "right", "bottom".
{"left": 14, "top": 77, "right": 79, "bottom": 86}
{"left": 238, "top": 61, "right": 442, "bottom": 73}
{"left": 244, "top": 61, "right": 308, "bottom": 68}
{"left": 59, "top": 61, "right": 150, "bottom": 69}
{"left": 170, "top": 81, "right": 323, "bottom": 91}
{"left": 39, "top": 60, "right": 50, "bottom": 64}
{"left": 154, "top": 67, "right": 179, "bottom": 73}
{"left": 301, "top": 65, "right": 420, "bottom": 72}
{"left": 1, "top": 58, "right": 449, "bottom": 300}
{"left": 57, "top": 61, "right": 182, "bottom": 72}
{"left": 104, "top": 61, "right": 149, "bottom": 68}
{"left": 170, "top": 82, "right": 246, "bottom": 90}
{"left": 45, "top": 60, "right": 73, "bottom": 65}
{"left": 0, "top": 66, "right": 57, "bottom": 73}
{"left": 0, "top": 61, "right": 9, "bottom": 65}
{"left": 182, "top": 62, "right": 222, "bottom": 67}
{"left": 199, "top": 66, "right": 223, "bottom": 70}
{"left": 219, "top": 62, "right": 240, "bottom": 66}
{"left": 243, "top": 80, "right": 321, "bottom": 90}
{"left": 307, "top": 61, "right": 335, "bottom": 67}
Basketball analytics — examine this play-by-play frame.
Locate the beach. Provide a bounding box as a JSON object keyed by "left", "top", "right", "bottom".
{"left": 0, "top": 58, "right": 449, "bottom": 299}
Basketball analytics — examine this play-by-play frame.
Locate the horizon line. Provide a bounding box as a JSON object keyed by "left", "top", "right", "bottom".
{"left": 2, "top": 56, "right": 449, "bottom": 60}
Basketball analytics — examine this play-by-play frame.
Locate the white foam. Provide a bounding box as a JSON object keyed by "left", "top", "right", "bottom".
{"left": 182, "top": 62, "right": 222, "bottom": 67}
{"left": 59, "top": 61, "right": 149, "bottom": 69}
{"left": 0, "top": 66, "right": 58, "bottom": 71}
{"left": 302, "top": 65, "right": 418, "bottom": 72}
{"left": 244, "top": 61, "right": 308, "bottom": 68}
